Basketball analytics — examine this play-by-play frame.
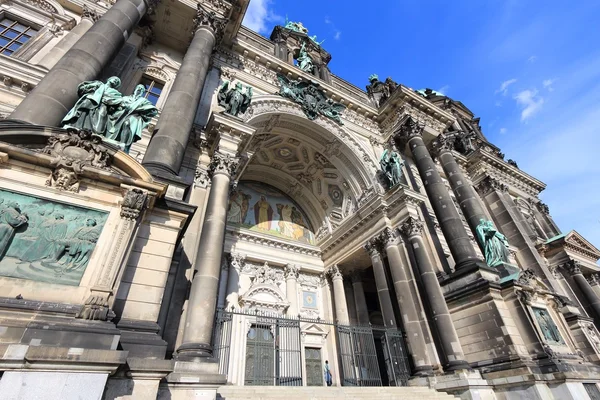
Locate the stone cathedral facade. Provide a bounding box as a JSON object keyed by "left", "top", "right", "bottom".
{"left": 0, "top": 0, "right": 600, "bottom": 399}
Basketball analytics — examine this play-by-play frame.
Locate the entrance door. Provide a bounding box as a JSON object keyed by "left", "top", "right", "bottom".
{"left": 305, "top": 347, "right": 323, "bottom": 386}
{"left": 245, "top": 324, "right": 275, "bottom": 386}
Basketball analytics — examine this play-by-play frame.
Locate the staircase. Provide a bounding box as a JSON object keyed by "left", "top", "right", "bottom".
{"left": 217, "top": 386, "right": 457, "bottom": 400}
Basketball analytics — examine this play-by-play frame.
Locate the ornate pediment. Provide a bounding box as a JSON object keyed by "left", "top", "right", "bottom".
{"left": 564, "top": 230, "right": 600, "bottom": 262}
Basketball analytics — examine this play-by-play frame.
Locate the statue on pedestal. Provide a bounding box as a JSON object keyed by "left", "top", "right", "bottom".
{"left": 379, "top": 148, "right": 404, "bottom": 189}
{"left": 62, "top": 77, "right": 157, "bottom": 153}
{"left": 217, "top": 81, "right": 253, "bottom": 117}
{"left": 475, "top": 219, "right": 511, "bottom": 267}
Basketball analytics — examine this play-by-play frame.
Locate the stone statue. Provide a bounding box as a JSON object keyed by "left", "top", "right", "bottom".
{"left": 277, "top": 74, "right": 345, "bottom": 124}
{"left": 296, "top": 41, "right": 314, "bottom": 73}
{"left": 533, "top": 308, "right": 564, "bottom": 344}
{"left": 217, "top": 81, "right": 253, "bottom": 117}
{"left": 366, "top": 74, "right": 397, "bottom": 107}
{"left": 0, "top": 201, "right": 28, "bottom": 259}
{"left": 379, "top": 149, "right": 404, "bottom": 189}
{"left": 62, "top": 76, "right": 123, "bottom": 135}
{"left": 62, "top": 77, "right": 157, "bottom": 153}
{"left": 454, "top": 130, "right": 477, "bottom": 154}
{"left": 475, "top": 219, "right": 510, "bottom": 267}
{"left": 106, "top": 84, "right": 158, "bottom": 152}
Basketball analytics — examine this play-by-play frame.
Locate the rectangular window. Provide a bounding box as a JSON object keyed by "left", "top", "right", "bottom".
{"left": 0, "top": 18, "right": 37, "bottom": 56}
{"left": 139, "top": 76, "right": 164, "bottom": 106}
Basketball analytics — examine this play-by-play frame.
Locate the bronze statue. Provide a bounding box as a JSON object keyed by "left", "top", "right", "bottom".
{"left": 379, "top": 149, "right": 404, "bottom": 189}
{"left": 475, "top": 219, "right": 510, "bottom": 267}
{"left": 296, "top": 42, "right": 314, "bottom": 73}
{"left": 217, "top": 81, "right": 253, "bottom": 117}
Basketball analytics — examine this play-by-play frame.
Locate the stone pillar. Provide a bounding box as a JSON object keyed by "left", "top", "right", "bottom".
{"left": 432, "top": 134, "right": 488, "bottom": 246}
{"left": 176, "top": 152, "right": 239, "bottom": 360}
{"left": 37, "top": 7, "right": 99, "bottom": 70}
{"left": 285, "top": 264, "right": 300, "bottom": 317}
{"left": 395, "top": 118, "right": 482, "bottom": 270}
{"left": 381, "top": 227, "right": 433, "bottom": 376}
{"left": 217, "top": 256, "right": 229, "bottom": 309}
{"left": 142, "top": 5, "right": 225, "bottom": 176}
{"left": 328, "top": 265, "right": 350, "bottom": 325}
{"left": 9, "top": 0, "right": 149, "bottom": 125}
{"left": 350, "top": 270, "right": 370, "bottom": 326}
{"left": 365, "top": 239, "right": 397, "bottom": 328}
{"left": 400, "top": 217, "right": 470, "bottom": 371}
{"left": 224, "top": 253, "right": 244, "bottom": 310}
{"left": 344, "top": 281, "right": 359, "bottom": 325}
{"left": 565, "top": 261, "right": 600, "bottom": 319}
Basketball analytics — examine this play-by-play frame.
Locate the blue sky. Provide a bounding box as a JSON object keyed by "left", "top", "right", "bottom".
{"left": 242, "top": 0, "right": 600, "bottom": 250}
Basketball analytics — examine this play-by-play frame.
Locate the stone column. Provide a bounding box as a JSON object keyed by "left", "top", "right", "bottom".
{"left": 38, "top": 6, "right": 99, "bottom": 70}
{"left": 224, "top": 253, "right": 244, "bottom": 310}
{"left": 176, "top": 152, "right": 239, "bottom": 360}
{"left": 565, "top": 261, "right": 600, "bottom": 319}
{"left": 395, "top": 118, "right": 482, "bottom": 270}
{"left": 328, "top": 265, "right": 350, "bottom": 325}
{"left": 142, "top": 5, "right": 226, "bottom": 176}
{"left": 217, "top": 256, "right": 229, "bottom": 309}
{"left": 400, "top": 217, "right": 470, "bottom": 371}
{"left": 350, "top": 270, "right": 370, "bottom": 326}
{"left": 365, "top": 239, "right": 397, "bottom": 328}
{"left": 9, "top": 0, "right": 149, "bottom": 125}
{"left": 381, "top": 227, "right": 433, "bottom": 376}
{"left": 285, "top": 264, "right": 300, "bottom": 317}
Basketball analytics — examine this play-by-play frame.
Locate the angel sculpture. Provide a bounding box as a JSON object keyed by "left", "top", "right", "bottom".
{"left": 217, "top": 81, "right": 253, "bottom": 117}
{"left": 277, "top": 74, "right": 346, "bottom": 124}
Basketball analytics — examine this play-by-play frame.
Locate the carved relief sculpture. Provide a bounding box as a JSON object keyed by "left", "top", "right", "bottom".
{"left": 217, "top": 81, "right": 253, "bottom": 117}
{"left": 532, "top": 307, "right": 565, "bottom": 345}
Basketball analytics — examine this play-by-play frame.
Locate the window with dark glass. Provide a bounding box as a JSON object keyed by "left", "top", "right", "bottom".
{"left": 139, "top": 76, "right": 164, "bottom": 106}
{"left": 0, "top": 18, "right": 37, "bottom": 56}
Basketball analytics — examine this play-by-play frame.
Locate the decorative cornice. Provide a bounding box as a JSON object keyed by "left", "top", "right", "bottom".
{"left": 476, "top": 175, "right": 508, "bottom": 196}
{"left": 227, "top": 228, "right": 321, "bottom": 257}
{"left": 208, "top": 151, "right": 239, "bottom": 178}
{"left": 400, "top": 216, "right": 423, "bottom": 238}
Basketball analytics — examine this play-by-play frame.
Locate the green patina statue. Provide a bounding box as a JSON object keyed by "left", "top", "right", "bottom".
{"left": 379, "top": 149, "right": 404, "bottom": 189}
{"left": 217, "top": 81, "right": 253, "bottom": 117}
{"left": 532, "top": 307, "right": 565, "bottom": 345}
{"left": 284, "top": 18, "right": 323, "bottom": 46}
{"left": 276, "top": 74, "right": 345, "bottom": 124}
{"left": 296, "top": 41, "right": 314, "bottom": 73}
{"left": 62, "top": 77, "right": 157, "bottom": 152}
{"left": 475, "top": 218, "right": 511, "bottom": 267}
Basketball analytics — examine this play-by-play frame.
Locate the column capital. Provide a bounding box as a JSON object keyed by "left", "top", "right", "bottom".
{"left": 208, "top": 151, "right": 239, "bottom": 178}
{"left": 229, "top": 252, "right": 245, "bottom": 272}
{"left": 284, "top": 263, "right": 299, "bottom": 280}
{"left": 560, "top": 259, "right": 583, "bottom": 275}
{"left": 81, "top": 5, "right": 100, "bottom": 22}
{"left": 327, "top": 264, "right": 343, "bottom": 281}
{"left": 394, "top": 117, "right": 425, "bottom": 147}
{"left": 476, "top": 175, "right": 508, "bottom": 196}
{"left": 378, "top": 226, "right": 402, "bottom": 247}
{"left": 400, "top": 216, "right": 424, "bottom": 238}
{"left": 194, "top": 165, "right": 210, "bottom": 188}
{"left": 192, "top": 3, "right": 227, "bottom": 40}
{"left": 365, "top": 237, "right": 385, "bottom": 257}
{"left": 430, "top": 133, "right": 455, "bottom": 158}
{"left": 587, "top": 273, "right": 600, "bottom": 286}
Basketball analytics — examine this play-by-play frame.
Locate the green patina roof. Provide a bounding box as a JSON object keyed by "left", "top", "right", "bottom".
{"left": 545, "top": 233, "right": 567, "bottom": 244}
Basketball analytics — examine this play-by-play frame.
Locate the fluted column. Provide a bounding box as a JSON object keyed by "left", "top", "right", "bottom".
{"left": 350, "top": 270, "right": 370, "bottom": 326}
{"left": 395, "top": 118, "right": 482, "bottom": 270}
{"left": 365, "top": 239, "right": 397, "bottom": 328}
{"left": 285, "top": 264, "right": 300, "bottom": 317}
{"left": 564, "top": 260, "right": 600, "bottom": 319}
{"left": 38, "top": 7, "right": 99, "bottom": 69}
{"left": 382, "top": 228, "right": 433, "bottom": 376}
{"left": 10, "top": 0, "right": 149, "bottom": 125}
{"left": 328, "top": 265, "right": 350, "bottom": 325}
{"left": 401, "top": 217, "right": 470, "bottom": 371}
{"left": 142, "top": 5, "right": 226, "bottom": 176}
{"left": 176, "top": 151, "right": 239, "bottom": 360}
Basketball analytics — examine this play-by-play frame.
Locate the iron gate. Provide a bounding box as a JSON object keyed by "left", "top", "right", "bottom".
{"left": 336, "top": 325, "right": 382, "bottom": 386}
{"left": 383, "top": 329, "right": 411, "bottom": 386}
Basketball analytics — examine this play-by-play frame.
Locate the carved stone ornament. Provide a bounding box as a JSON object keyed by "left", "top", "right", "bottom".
{"left": 561, "top": 259, "right": 582, "bottom": 275}
{"left": 81, "top": 5, "right": 100, "bottom": 22}
{"left": 394, "top": 117, "right": 425, "bottom": 148}
{"left": 587, "top": 273, "right": 600, "bottom": 286}
{"left": 194, "top": 166, "right": 210, "bottom": 188}
{"left": 284, "top": 263, "right": 299, "bottom": 279}
{"left": 46, "top": 167, "right": 79, "bottom": 192}
{"left": 276, "top": 74, "right": 346, "bottom": 125}
{"left": 476, "top": 175, "right": 508, "bottom": 196}
{"left": 400, "top": 216, "right": 424, "bottom": 238}
{"left": 364, "top": 237, "right": 384, "bottom": 257}
{"left": 76, "top": 295, "right": 115, "bottom": 321}
{"left": 430, "top": 133, "right": 455, "bottom": 158}
{"left": 377, "top": 226, "right": 401, "bottom": 247}
{"left": 252, "top": 262, "right": 283, "bottom": 285}
{"left": 192, "top": 3, "right": 227, "bottom": 40}
{"left": 537, "top": 201, "right": 550, "bottom": 215}
{"left": 209, "top": 152, "right": 239, "bottom": 178}
{"left": 327, "top": 264, "right": 343, "bottom": 280}
{"left": 516, "top": 269, "right": 537, "bottom": 287}
{"left": 230, "top": 253, "right": 246, "bottom": 272}
{"left": 42, "top": 129, "right": 111, "bottom": 172}
{"left": 582, "top": 321, "right": 600, "bottom": 354}
{"left": 120, "top": 188, "right": 148, "bottom": 220}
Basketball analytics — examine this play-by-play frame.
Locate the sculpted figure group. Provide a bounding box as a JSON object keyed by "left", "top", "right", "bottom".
{"left": 62, "top": 77, "right": 158, "bottom": 152}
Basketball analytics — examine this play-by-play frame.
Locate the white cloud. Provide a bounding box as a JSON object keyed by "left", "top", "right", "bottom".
{"left": 528, "top": 55, "right": 537, "bottom": 63}
{"left": 334, "top": 31, "right": 341, "bottom": 40}
{"left": 437, "top": 85, "right": 450, "bottom": 95}
{"left": 514, "top": 89, "right": 544, "bottom": 121}
{"left": 542, "top": 78, "right": 555, "bottom": 91}
{"left": 242, "top": 0, "right": 282, "bottom": 34}
{"left": 324, "top": 16, "right": 331, "bottom": 24}
{"left": 499, "top": 127, "right": 507, "bottom": 134}
{"left": 495, "top": 78, "right": 517, "bottom": 95}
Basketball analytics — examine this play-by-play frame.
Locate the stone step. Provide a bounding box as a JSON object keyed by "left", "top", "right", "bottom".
{"left": 217, "top": 386, "right": 458, "bottom": 400}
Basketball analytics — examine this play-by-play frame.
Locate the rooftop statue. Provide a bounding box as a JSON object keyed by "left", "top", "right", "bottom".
{"left": 284, "top": 19, "right": 308, "bottom": 34}
{"left": 217, "top": 81, "right": 253, "bottom": 117}
{"left": 277, "top": 74, "right": 345, "bottom": 124}
{"left": 475, "top": 219, "right": 511, "bottom": 267}
{"left": 62, "top": 77, "right": 157, "bottom": 152}
{"left": 296, "top": 41, "right": 314, "bottom": 73}
{"left": 366, "top": 74, "right": 398, "bottom": 107}
{"left": 379, "top": 148, "right": 404, "bottom": 189}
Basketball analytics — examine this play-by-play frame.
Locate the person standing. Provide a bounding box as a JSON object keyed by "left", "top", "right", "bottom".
{"left": 324, "top": 360, "right": 332, "bottom": 387}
